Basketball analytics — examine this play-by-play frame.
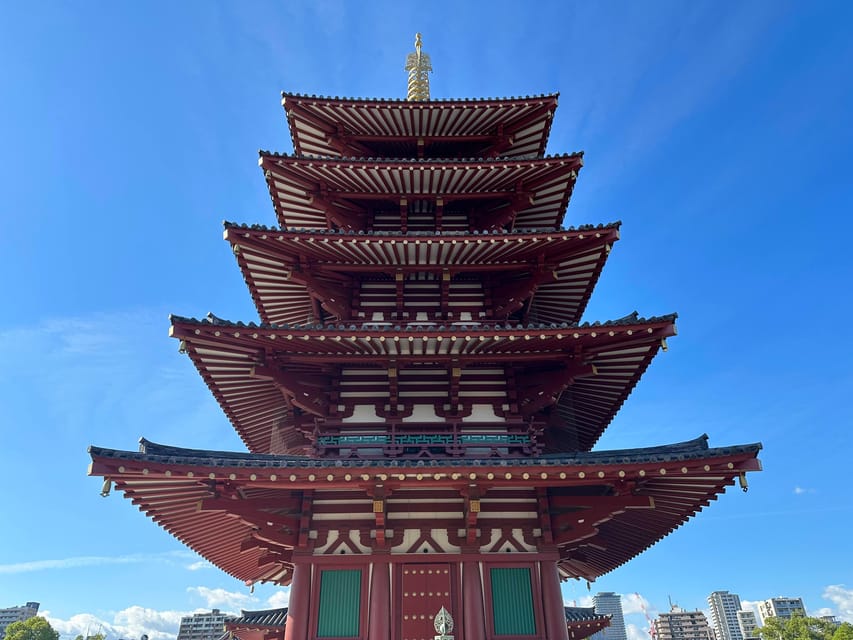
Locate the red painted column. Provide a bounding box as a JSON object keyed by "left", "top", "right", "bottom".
{"left": 368, "top": 560, "right": 391, "bottom": 640}
{"left": 462, "top": 561, "right": 487, "bottom": 640}
{"left": 541, "top": 561, "right": 570, "bottom": 640}
{"left": 284, "top": 561, "right": 311, "bottom": 640}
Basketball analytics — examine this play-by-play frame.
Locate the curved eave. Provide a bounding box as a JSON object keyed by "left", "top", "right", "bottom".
{"left": 259, "top": 153, "right": 582, "bottom": 231}
{"left": 88, "top": 437, "right": 761, "bottom": 585}
{"left": 282, "top": 93, "right": 559, "bottom": 159}
{"left": 168, "top": 314, "right": 676, "bottom": 454}
{"left": 223, "top": 223, "right": 620, "bottom": 326}
{"left": 225, "top": 608, "right": 288, "bottom": 630}
{"left": 565, "top": 608, "right": 610, "bottom": 640}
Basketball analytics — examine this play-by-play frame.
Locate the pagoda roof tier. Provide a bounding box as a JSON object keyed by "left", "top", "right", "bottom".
{"left": 259, "top": 153, "right": 582, "bottom": 231}
{"left": 88, "top": 436, "right": 761, "bottom": 585}
{"left": 224, "top": 222, "right": 619, "bottom": 325}
{"left": 282, "top": 92, "right": 559, "bottom": 159}
{"left": 226, "top": 608, "right": 288, "bottom": 628}
{"left": 565, "top": 607, "right": 611, "bottom": 640}
{"left": 223, "top": 608, "right": 288, "bottom": 640}
{"left": 169, "top": 313, "right": 676, "bottom": 453}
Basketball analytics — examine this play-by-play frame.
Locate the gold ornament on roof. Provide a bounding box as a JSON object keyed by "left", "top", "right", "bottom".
{"left": 406, "top": 33, "right": 432, "bottom": 101}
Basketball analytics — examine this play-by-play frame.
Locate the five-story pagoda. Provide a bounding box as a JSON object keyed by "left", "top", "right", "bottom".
{"left": 89, "top": 35, "right": 761, "bottom": 640}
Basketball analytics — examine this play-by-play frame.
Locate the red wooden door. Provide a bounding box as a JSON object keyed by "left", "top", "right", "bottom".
{"left": 400, "top": 563, "right": 453, "bottom": 640}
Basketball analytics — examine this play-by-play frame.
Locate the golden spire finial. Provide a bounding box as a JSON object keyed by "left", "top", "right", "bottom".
{"left": 405, "top": 32, "right": 432, "bottom": 101}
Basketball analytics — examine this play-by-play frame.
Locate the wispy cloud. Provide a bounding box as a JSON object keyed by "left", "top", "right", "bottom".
{"left": 0, "top": 309, "right": 238, "bottom": 450}
{"left": 45, "top": 607, "right": 187, "bottom": 640}
{"left": 564, "top": 595, "right": 594, "bottom": 608}
{"left": 45, "top": 592, "right": 290, "bottom": 640}
{"left": 793, "top": 486, "right": 816, "bottom": 495}
{"left": 627, "top": 623, "right": 651, "bottom": 640}
{"left": 622, "top": 592, "right": 655, "bottom": 616}
{"left": 823, "top": 585, "right": 853, "bottom": 622}
{"left": 186, "top": 560, "right": 214, "bottom": 572}
{"left": 267, "top": 589, "right": 291, "bottom": 608}
{"left": 187, "top": 586, "right": 255, "bottom": 611}
{"left": 741, "top": 600, "right": 761, "bottom": 618}
{"left": 0, "top": 551, "right": 196, "bottom": 575}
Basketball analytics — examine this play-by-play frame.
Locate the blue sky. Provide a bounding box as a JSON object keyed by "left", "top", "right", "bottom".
{"left": 1, "top": 2, "right": 852, "bottom": 638}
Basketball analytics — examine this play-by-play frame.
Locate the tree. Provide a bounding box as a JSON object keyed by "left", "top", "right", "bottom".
{"left": 755, "top": 616, "right": 841, "bottom": 640}
{"left": 74, "top": 634, "right": 106, "bottom": 640}
{"left": 831, "top": 623, "right": 853, "bottom": 640}
{"left": 3, "top": 618, "right": 60, "bottom": 640}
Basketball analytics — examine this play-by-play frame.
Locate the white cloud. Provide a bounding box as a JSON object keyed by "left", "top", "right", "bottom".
{"left": 45, "top": 606, "right": 187, "bottom": 640}
{"left": 823, "top": 585, "right": 853, "bottom": 622}
{"left": 741, "top": 600, "right": 761, "bottom": 619}
{"left": 186, "top": 561, "right": 214, "bottom": 572}
{"left": 627, "top": 622, "right": 651, "bottom": 640}
{"left": 43, "top": 586, "right": 292, "bottom": 640}
{"left": 793, "top": 486, "right": 816, "bottom": 495}
{"left": 0, "top": 552, "right": 195, "bottom": 575}
{"left": 266, "top": 589, "right": 291, "bottom": 608}
{"left": 187, "top": 586, "right": 255, "bottom": 611}
{"left": 114, "top": 607, "right": 187, "bottom": 640}
{"left": 622, "top": 593, "right": 654, "bottom": 616}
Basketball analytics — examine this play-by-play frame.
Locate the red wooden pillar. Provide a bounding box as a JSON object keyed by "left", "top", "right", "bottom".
{"left": 284, "top": 561, "right": 311, "bottom": 640}
{"left": 541, "top": 561, "right": 570, "bottom": 640}
{"left": 462, "top": 561, "right": 487, "bottom": 639}
{"left": 368, "top": 560, "right": 391, "bottom": 640}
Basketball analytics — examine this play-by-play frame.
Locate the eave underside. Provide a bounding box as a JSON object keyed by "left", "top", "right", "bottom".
{"left": 168, "top": 314, "right": 676, "bottom": 454}
{"left": 88, "top": 437, "right": 761, "bottom": 586}
{"left": 259, "top": 154, "right": 581, "bottom": 231}
{"left": 282, "top": 93, "right": 559, "bottom": 159}
{"left": 224, "top": 223, "right": 619, "bottom": 326}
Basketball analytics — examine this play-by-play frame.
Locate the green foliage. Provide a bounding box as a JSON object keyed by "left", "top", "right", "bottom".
{"left": 74, "top": 634, "right": 106, "bottom": 640}
{"left": 3, "top": 618, "right": 60, "bottom": 640}
{"left": 831, "top": 623, "right": 853, "bottom": 640}
{"left": 755, "top": 616, "right": 845, "bottom": 640}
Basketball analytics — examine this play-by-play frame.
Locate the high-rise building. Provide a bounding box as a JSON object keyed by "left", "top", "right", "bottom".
{"left": 736, "top": 610, "right": 758, "bottom": 639}
{"left": 177, "top": 609, "right": 231, "bottom": 640}
{"left": 589, "top": 593, "right": 627, "bottom": 640}
{"left": 708, "top": 591, "right": 744, "bottom": 640}
{"left": 817, "top": 616, "right": 841, "bottom": 628}
{"left": 89, "top": 33, "right": 763, "bottom": 640}
{"left": 0, "top": 603, "right": 40, "bottom": 640}
{"left": 653, "top": 607, "right": 714, "bottom": 640}
{"left": 757, "top": 598, "right": 806, "bottom": 624}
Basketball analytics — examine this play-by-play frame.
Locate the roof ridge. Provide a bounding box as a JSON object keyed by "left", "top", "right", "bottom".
{"left": 89, "top": 435, "right": 762, "bottom": 467}
{"left": 222, "top": 220, "right": 622, "bottom": 234}
{"left": 259, "top": 150, "right": 584, "bottom": 162}
{"left": 281, "top": 91, "right": 560, "bottom": 103}
{"left": 168, "top": 311, "right": 677, "bottom": 331}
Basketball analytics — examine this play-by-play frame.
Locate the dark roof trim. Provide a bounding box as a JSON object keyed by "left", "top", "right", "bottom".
{"left": 258, "top": 150, "right": 583, "bottom": 163}
{"left": 221, "top": 220, "right": 622, "bottom": 235}
{"left": 88, "top": 435, "right": 762, "bottom": 470}
{"left": 282, "top": 91, "right": 559, "bottom": 104}
{"left": 169, "top": 310, "right": 677, "bottom": 333}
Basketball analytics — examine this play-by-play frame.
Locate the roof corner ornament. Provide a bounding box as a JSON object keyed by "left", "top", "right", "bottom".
{"left": 434, "top": 606, "right": 454, "bottom": 640}
{"left": 406, "top": 32, "right": 432, "bottom": 101}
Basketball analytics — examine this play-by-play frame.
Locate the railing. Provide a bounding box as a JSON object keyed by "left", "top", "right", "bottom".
{"left": 312, "top": 423, "right": 542, "bottom": 459}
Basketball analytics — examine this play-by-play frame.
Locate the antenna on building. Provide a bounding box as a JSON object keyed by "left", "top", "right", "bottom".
{"left": 405, "top": 33, "right": 432, "bottom": 101}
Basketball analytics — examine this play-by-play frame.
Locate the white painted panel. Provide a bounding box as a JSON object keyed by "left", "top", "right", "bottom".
{"left": 342, "top": 405, "right": 386, "bottom": 423}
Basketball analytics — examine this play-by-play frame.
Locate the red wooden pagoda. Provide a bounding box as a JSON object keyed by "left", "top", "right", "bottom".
{"left": 89, "top": 35, "right": 760, "bottom": 640}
